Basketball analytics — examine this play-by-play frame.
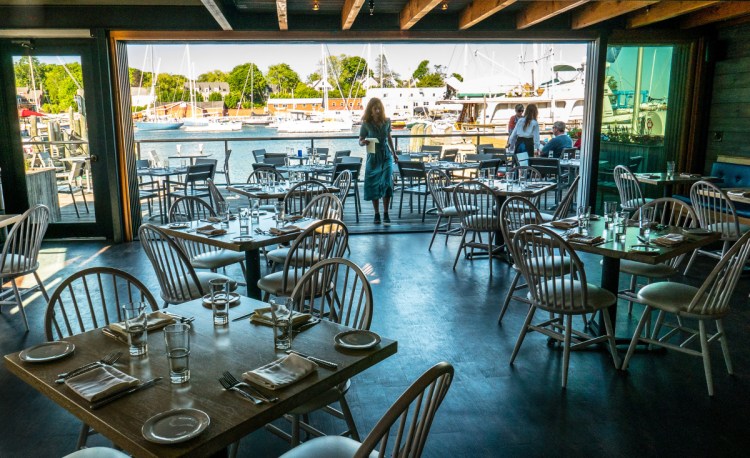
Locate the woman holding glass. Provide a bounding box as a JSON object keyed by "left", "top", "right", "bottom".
{"left": 359, "top": 98, "right": 398, "bottom": 225}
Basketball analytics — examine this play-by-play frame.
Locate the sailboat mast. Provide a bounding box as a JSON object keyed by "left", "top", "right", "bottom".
{"left": 28, "top": 56, "right": 38, "bottom": 111}
{"left": 322, "top": 44, "right": 328, "bottom": 112}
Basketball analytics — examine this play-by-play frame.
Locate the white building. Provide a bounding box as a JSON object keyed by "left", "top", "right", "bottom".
{"left": 184, "top": 82, "right": 230, "bottom": 99}
{"left": 364, "top": 87, "right": 447, "bottom": 118}
{"left": 130, "top": 87, "right": 154, "bottom": 108}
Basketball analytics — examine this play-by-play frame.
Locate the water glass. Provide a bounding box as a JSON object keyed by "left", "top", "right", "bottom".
{"left": 164, "top": 323, "right": 190, "bottom": 384}
{"left": 615, "top": 210, "right": 629, "bottom": 243}
{"left": 639, "top": 206, "right": 654, "bottom": 242}
{"left": 505, "top": 171, "right": 517, "bottom": 190}
{"left": 122, "top": 303, "right": 148, "bottom": 357}
{"left": 250, "top": 199, "right": 260, "bottom": 224}
{"left": 270, "top": 297, "right": 294, "bottom": 351}
{"left": 666, "top": 161, "right": 676, "bottom": 177}
{"left": 577, "top": 206, "right": 591, "bottom": 229}
{"left": 604, "top": 201, "right": 618, "bottom": 225}
{"left": 275, "top": 202, "right": 285, "bottom": 228}
{"left": 239, "top": 207, "right": 251, "bottom": 235}
{"left": 210, "top": 278, "right": 230, "bottom": 326}
{"left": 518, "top": 169, "right": 528, "bottom": 188}
{"left": 217, "top": 202, "right": 230, "bottom": 225}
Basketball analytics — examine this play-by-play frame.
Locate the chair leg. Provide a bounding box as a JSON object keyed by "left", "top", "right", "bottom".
{"left": 339, "top": 395, "right": 360, "bottom": 441}
{"left": 510, "top": 306, "right": 536, "bottom": 365}
{"left": 75, "top": 423, "right": 91, "bottom": 450}
{"left": 68, "top": 184, "right": 81, "bottom": 218}
{"left": 444, "top": 216, "right": 453, "bottom": 245}
{"left": 291, "top": 414, "right": 301, "bottom": 446}
{"left": 627, "top": 274, "right": 637, "bottom": 315}
{"left": 11, "top": 279, "right": 29, "bottom": 332}
{"left": 699, "top": 320, "right": 714, "bottom": 396}
{"left": 452, "top": 232, "right": 468, "bottom": 270}
{"left": 398, "top": 189, "right": 405, "bottom": 218}
{"left": 622, "top": 306, "right": 652, "bottom": 371}
{"left": 683, "top": 249, "right": 699, "bottom": 275}
{"left": 487, "top": 233, "right": 494, "bottom": 278}
{"left": 428, "top": 215, "right": 443, "bottom": 251}
{"left": 561, "top": 314, "right": 573, "bottom": 388}
{"left": 715, "top": 319, "right": 734, "bottom": 375}
{"left": 228, "top": 441, "right": 239, "bottom": 458}
{"left": 80, "top": 189, "right": 90, "bottom": 213}
{"left": 602, "top": 307, "right": 621, "bottom": 368}
{"left": 498, "top": 270, "right": 521, "bottom": 324}
{"left": 33, "top": 271, "right": 49, "bottom": 302}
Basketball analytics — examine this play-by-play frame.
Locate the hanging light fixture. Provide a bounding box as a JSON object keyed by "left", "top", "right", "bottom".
{"left": 441, "top": 1, "right": 448, "bottom": 10}
{"left": 369, "top": 0, "right": 374, "bottom": 15}
{"left": 313, "top": 0, "right": 319, "bottom": 10}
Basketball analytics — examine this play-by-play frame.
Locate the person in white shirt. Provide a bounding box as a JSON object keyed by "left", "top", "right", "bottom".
{"left": 508, "top": 104, "right": 540, "bottom": 156}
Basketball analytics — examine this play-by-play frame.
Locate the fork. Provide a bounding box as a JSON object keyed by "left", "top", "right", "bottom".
{"left": 218, "top": 377, "right": 263, "bottom": 404}
{"left": 56, "top": 351, "right": 123, "bottom": 383}
{"left": 222, "top": 371, "right": 278, "bottom": 402}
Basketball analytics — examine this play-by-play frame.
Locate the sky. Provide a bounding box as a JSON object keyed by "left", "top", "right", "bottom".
{"left": 125, "top": 42, "right": 589, "bottom": 85}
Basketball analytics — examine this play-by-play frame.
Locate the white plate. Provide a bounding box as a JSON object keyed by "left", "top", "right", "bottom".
{"left": 202, "top": 292, "right": 241, "bottom": 308}
{"left": 682, "top": 228, "right": 712, "bottom": 235}
{"left": 142, "top": 408, "right": 210, "bottom": 444}
{"left": 334, "top": 330, "right": 381, "bottom": 350}
{"left": 19, "top": 341, "right": 75, "bottom": 363}
{"left": 232, "top": 236, "right": 254, "bottom": 242}
{"left": 631, "top": 245, "right": 660, "bottom": 253}
{"left": 167, "top": 222, "right": 190, "bottom": 229}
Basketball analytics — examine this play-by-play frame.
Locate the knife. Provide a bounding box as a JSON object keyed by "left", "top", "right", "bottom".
{"left": 90, "top": 377, "right": 163, "bottom": 410}
{"left": 101, "top": 327, "right": 128, "bottom": 344}
{"left": 285, "top": 350, "right": 338, "bottom": 370}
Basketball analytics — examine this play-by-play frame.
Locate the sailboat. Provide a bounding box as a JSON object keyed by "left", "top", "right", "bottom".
{"left": 134, "top": 53, "right": 183, "bottom": 131}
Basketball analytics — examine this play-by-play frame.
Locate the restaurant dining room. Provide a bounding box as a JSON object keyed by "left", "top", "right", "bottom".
{"left": 2, "top": 1, "right": 750, "bottom": 457}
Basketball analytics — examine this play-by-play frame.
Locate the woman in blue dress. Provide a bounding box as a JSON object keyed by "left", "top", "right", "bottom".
{"left": 359, "top": 98, "right": 398, "bottom": 225}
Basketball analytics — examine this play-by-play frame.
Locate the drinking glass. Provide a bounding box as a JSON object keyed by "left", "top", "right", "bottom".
{"left": 164, "top": 323, "right": 190, "bottom": 384}
{"left": 275, "top": 202, "right": 285, "bottom": 228}
{"left": 518, "top": 168, "right": 527, "bottom": 188}
{"left": 577, "top": 206, "right": 591, "bottom": 229}
{"left": 604, "top": 201, "right": 618, "bottom": 225}
{"left": 250, "top": 199, "right": 260, "bottom": 224}
{"left": 209, "top": 278, "right": 230, "bottom": 326}
{"left": 506, "top": 170, "right": 517, "bottom": 191}
{"left": 666, "top": 161, "right": 676, "bottom": 177}
{"left": 217, "top": 202, "right": 230, "bottom": 225}
{"left": 639, "top": 206, "right": 654, "bottom": 242}
{"left": 239, "top": 207, "right": 251, "bottom": 235}
{"left": 122, "top": 303, "right": 148, "bottom": 356}
{"left": 270, "top": 297, "right": 294, "bottom": 351}
{"left": 615, "top": 210, "right": 629, "bottom": 243}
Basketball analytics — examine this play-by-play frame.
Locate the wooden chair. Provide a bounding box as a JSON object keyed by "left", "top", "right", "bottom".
{"left": 257, "top": 219, "right": 348, "bottom": 301}
{"left": 540, "top": 175, "right": 580, "bottom": 222}
{"left": 252, "top": 148, "right": 266, "bottom": 164}
{"left": 0, "top": 205, "right": 50, "bottom": 331}
{"left": 451, "top": 181, "right": 503, "bottom": 278}
{"left": 57, "top": 160, "right": 89, "bottom": 218}
{"left": 265, "top": 258, "right": 374, "bottom": 447}
{"left": 613, "top": 164, "right": 648, "bottom": 212}
{"left": 684, "top": 180, "right": 750, "bottom": 275}
{"left": 168, "top": 163, "right": 213, "bottom": 208}
{"left": 426, "top": 169, "right": 461, "bottom": 250}
{"left": 397, "top": 160, "right": 430, "bottom": 222}
{"left": 331, "top": 162, "right": 362, "bottom": 222}
{"left": 331, "top": 169, "right": 352, "bottom": 211}
{"left": 284, "top": 180, "right": 328, "bottom": 216}
{"left": 207, "top": 178, "right": 225, "bottom": 215}
{"left": 510, "top": 225, "right": 620, "bottom": 388}
{"left": 622, "top": 230, "right": 750, "bottom": 396}
{"left": 139, "top": 224, "right": 236, "bottom": 306}
{"left": 43, "top": 266, "right": 158, "bottom": 450}
{"left": 247, "top": 167, "right": 285, "bottom": 211}
{"left": 280, "top": 361, "right": 454, "bottom": 458}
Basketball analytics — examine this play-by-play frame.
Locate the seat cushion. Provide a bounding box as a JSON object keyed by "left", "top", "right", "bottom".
{"left": 63, "top": 448, "right": 130, "bottom": 458}
{"left": 613, "top": 259, "right": 678, "bottom": 278}
{"left": 522, "top": 255, "right": 572, "bottom": 276}
{"left": 706, "top": 222, "right": 750, "bottom": 238}
{"left": 266, "top": 248, "right": 322, "bottom": 267}
{"left": 528, "top": 279, "right": 616, "bottom": 311}
{"left": 636, "top": 281, "right": 718, "bottom": 317}
{"left": 539, "top": 212, "right": 554, "bottom": 223}
{"left": 441, "top": 205, "right": 460, "bottom": 217}
{"left": 279, "top": 436, "right": 369, "bottom": 458}
{"left": 464, "top": 214, "right": 500, "bottom": 230}
{"left": 257, "top": 269, "right": 303, "bottom": 296}
{"left": 0, "top": 254, "right": 38, "bottom": 275}
{"left": 191, "top": 249, "right": 245, "bottom": 270}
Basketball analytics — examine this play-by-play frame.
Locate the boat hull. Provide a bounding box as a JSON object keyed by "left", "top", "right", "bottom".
{"left": 135, "top": 121, "right": 184, "bottom": 131}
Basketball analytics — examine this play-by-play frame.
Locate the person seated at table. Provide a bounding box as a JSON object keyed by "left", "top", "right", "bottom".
{"left": 541, "top": 121, "right": 573, "bottom": 158}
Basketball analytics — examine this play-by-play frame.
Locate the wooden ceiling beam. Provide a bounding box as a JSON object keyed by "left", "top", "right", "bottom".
{"left": 628, "top": 1, "right": 720, "bottom": 28}
{"left": 276, "top": 0, "right": 288, "bottom": 30}
{"left": 400, "top": 0, "right": 444, "bottom": 30}
{"left": 681, "top": 1, "right": 750, "bottom": 29}
{"left": 517, "top": 1, "right": 590, "bottom": 30}
{"left": 459, "top": 0, "right": 517, "bottom": 30}
{"left": 342, "top": 0, "right": 366, "bottom": 30}
{"left": 571, "top": 0, "right": 658, "bottom": 29}
{"left": 200, "top": 0, "right": 232, "bottom": 31}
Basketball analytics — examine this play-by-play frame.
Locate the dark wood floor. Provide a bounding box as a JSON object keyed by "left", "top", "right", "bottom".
{"left": 1, "top": 232, "right": 749, "bottom": 457}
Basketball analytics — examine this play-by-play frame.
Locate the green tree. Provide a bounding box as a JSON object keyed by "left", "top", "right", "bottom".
{"left": 208, "top": 92, "right": 224, "bottom": 102}
{"left": 373, "top": 54, "right": 398, "bottom": 87}
{"left": 267, "top": 63, "right": 300, "bottom": 96}
{"left": 198, "top": 70, "right": 229, "bottom": 82}
{"left": 129, "top": 68, "right": 152, "bottom": 88}
{"left": 154, "top": 73, "right": 188, "bottom": 103}
{"left": 227, "top": 63, "right": 266, "bottom": 106}
{"left": 294, "top": 82, "right": 321, "bottom": 98}
{"left": 306, "top": 72, "right": 321, "bottom": 85}
{"left": 43, "top": 62, "right": 83, "bottom": 113}
{"left": 451, "top": 73, "right": 463, "bottom": 82}
{"left": 14, "top": 56, "right": 47, "bottom": 89}
{"left": 412, "top": 60, "right": 430, "bottom": 81}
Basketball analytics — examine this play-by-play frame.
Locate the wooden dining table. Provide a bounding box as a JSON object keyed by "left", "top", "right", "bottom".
{"left": 545, "top": 218, "right": 721, "bottom": 337}
{"left": 626, "top": 172, "right": 719, "bottom": 197}
{"left": 4, "top": 296, "right": 397, "bottom": 458}
{"left": 159, "top": 214, "right": 316, "bottom": 299}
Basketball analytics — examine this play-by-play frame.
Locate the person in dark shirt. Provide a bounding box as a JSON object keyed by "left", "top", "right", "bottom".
{"left": 507, "top": 104, "right": 524, "bottom": 133}
{"left": 541, "top": 121, "right": 573, "bottom": 158}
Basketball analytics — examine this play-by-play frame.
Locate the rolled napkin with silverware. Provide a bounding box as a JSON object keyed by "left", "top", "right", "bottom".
{"left": 680, "top": 173, "right": 701, "bottom": 178}
{"left": 728, "top": 190, "right": 750, "bottom": 198}
{"left": 269, "top": 225, "right": 301, "bottom": 235}
{"left": 550, "top": 217, "right": 579, "bottom": 229}
{"left": 566, "top": 233, "right": 605, "bottom": 245}
{"left": 65, "top": 365, "right": 139, "bottom": 402}
{"left": 107, "top": 311, "right": 175, "bottom": 339}
{"left": 652, "top": 233, "right": 685, "bottom": 247}
{"left": 249, "top": 307, "right": 311, "bottom": 327}
{"left": 196, "top": 225, "right": 227, "bottom": 236}
{"left": 242, "top": 353, "right": 317, "bottom": 390}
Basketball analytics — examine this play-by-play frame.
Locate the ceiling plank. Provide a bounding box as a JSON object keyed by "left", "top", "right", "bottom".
{"left": 517, "top": 0, "right": 590, "bottom": 30}
{"left": 571, "top": 0, "right": 658, "bottom": 29}
{"left": 628, "top": 1, "right": 720, "bottom": 28}
{"left": 342, "top": 0, "right": 366, "bottom": 30}
{"left": 459, "top": 0, "right": 518, "bottom": 30}
{"left": 681, "top": 1, "right": 750, "bottom": 29}
{"left": 276, "top": 0, "right": 288, "bottom": 30}
{"left": 200, "top": 0, "right": 232, "bottom": 30}
{"left": 400, "top": 0, "right": 444, "bottom": 30}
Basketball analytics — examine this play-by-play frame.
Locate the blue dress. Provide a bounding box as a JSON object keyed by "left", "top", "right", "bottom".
{"left": 360, "top": 120, "right": 393, "bottom": 201}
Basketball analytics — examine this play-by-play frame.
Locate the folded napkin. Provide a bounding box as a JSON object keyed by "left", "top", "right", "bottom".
{"left": 653, "top": 233, "right": 685, "bottom": 247}
{"left": 269, "top": 225, "right": 302, "bottom": 235}
{"left": 108, "top": 311, "right": 175, "bottom": 339}
{"left": 680, "top": 173, "right": 701, "bottom": 178}
{"left": 566, "top": 233, "right": 604, "bottom": 245}
{"left": 281, "top": 215, "right": 304, "bottom": 222}
{"left": 249, "top": 307, "right": 311, "bottom": 326}
{"left": 243, "top": 186, "right": 262, "bottom": 191}
{"left": 728, "top": 190, "right": 750, "bottom": 198}
{"left": 196, "top": 225, "right": 227, "bottom": 236}
{"left": 637, "top": 174, "right": 660, "bottom": 179}
{"left": 550, "top": 218, "right": 579, "bottom": 229}
{"left": 65, "top": 365, "right": 139, "bottom": 402}
{"left": 243, "top": 353, "right": 317, "bottom": 390}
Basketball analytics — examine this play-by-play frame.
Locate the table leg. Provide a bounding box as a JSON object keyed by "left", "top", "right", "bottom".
{"left": 245, "top": 248, "right": 262, "bottom": 299}
{"left": 663, "top": 184, "right": 673, "bottom": 198}
{"left": 594, "top": 256, "right": 620, "bottom": 336}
